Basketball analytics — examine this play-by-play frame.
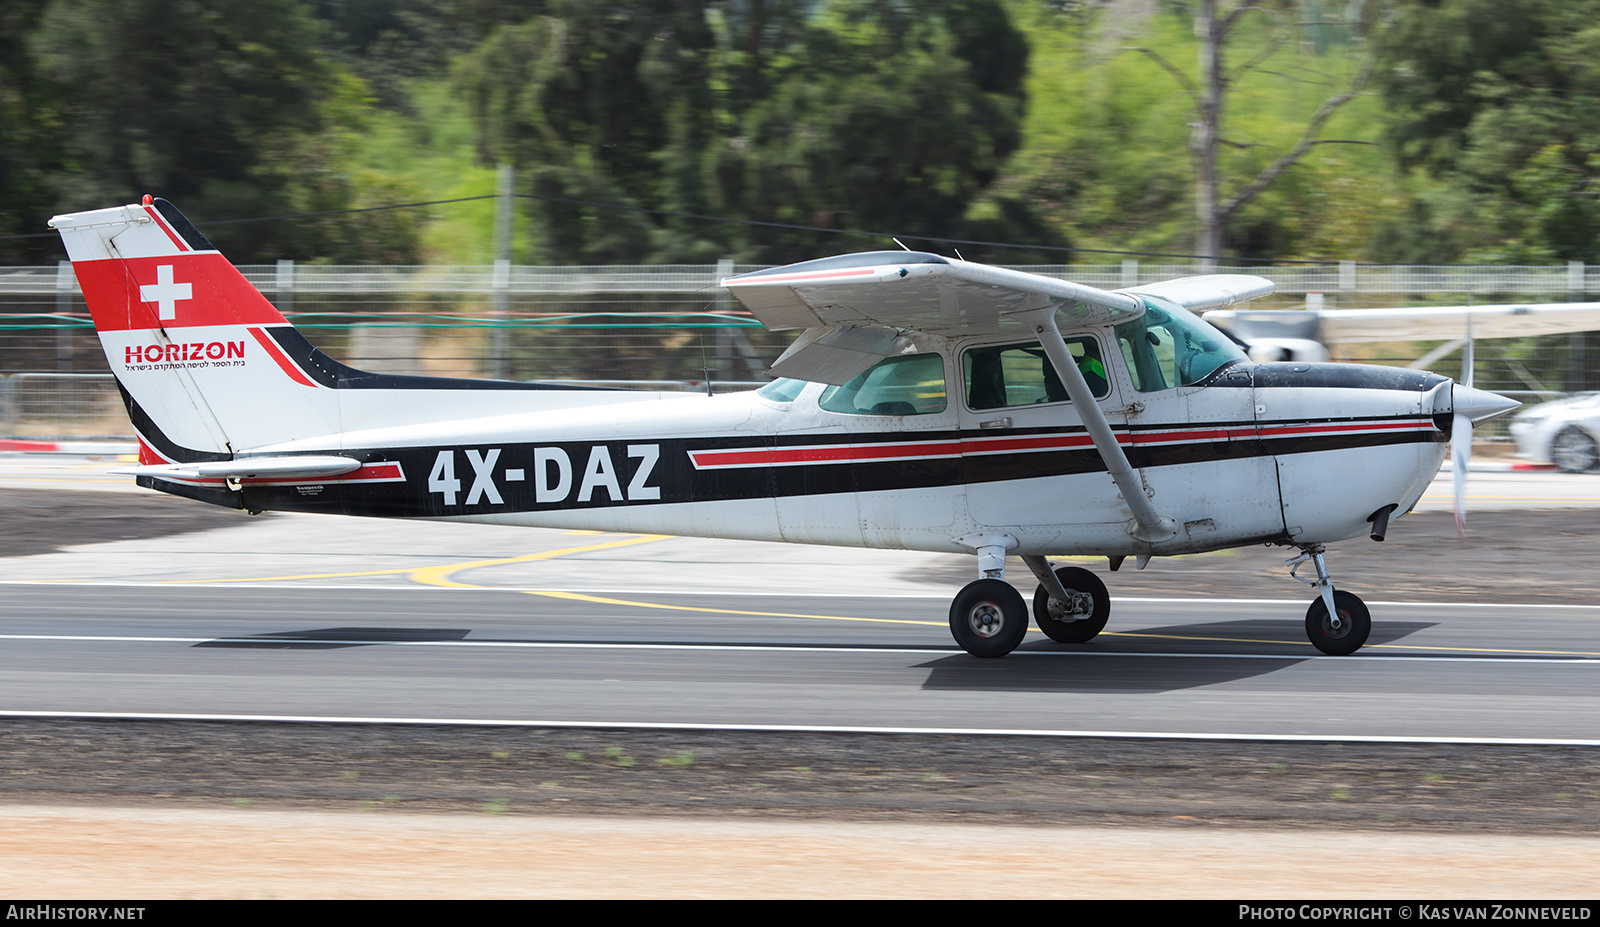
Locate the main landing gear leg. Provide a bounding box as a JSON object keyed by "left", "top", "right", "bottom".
{"left": 1287, "top": 545, "right": 1371, "bottom": 656}
{"left": 949, "top": 542, "right": 1029, "bottom": 658}
{"left": 1022, "top": 554, "right": 1111, "bottom": 644}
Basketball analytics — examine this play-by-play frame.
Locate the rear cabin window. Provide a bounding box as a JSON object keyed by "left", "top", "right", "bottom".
{"left": 962, "top": 338, "right": 1109, "bottom": 410}
{"left": 817, "top": 353, "right": 947, "bottom": 415}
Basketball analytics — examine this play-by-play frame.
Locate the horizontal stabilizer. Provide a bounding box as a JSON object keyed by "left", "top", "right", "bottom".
{"left": 111, "top": 455, "right": 362, "bottom": 480}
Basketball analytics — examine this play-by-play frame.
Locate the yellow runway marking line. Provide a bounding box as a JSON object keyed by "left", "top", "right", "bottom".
{"left": 408, "top": 535, "right": 671, "bottom": 588}
{"left": 521, "top": 589, "right": 947, "bottom": 628}
{"left": 408, "top": 539, "right": 947, "bottom": 627}
{"left": 139, "top": 534, "right": 674, "bottom": 585}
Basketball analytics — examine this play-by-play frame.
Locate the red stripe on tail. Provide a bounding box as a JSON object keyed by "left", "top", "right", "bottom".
{"left": 247, "top": 327, "right": 319, "bottom": 388}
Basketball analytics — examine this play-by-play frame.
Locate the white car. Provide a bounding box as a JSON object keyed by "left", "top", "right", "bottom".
{"left": 1511, "top": 392, "right": 1600, "bottom": 472}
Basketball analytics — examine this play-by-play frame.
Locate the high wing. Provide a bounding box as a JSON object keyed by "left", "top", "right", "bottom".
{"left": 721, "top": 250, "right": 1272, "bottom": 383}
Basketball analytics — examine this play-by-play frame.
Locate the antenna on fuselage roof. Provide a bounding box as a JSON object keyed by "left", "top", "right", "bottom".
{"left": 892, "top": 238, "right": 912, "bottom": 252}
{"left": 699, "top": 332, "right": 714, "bottom": 397}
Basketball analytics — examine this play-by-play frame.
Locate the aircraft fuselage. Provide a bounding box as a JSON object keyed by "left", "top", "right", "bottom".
{"left": 153, "top": 352, "right": 1449, "bottom": 560}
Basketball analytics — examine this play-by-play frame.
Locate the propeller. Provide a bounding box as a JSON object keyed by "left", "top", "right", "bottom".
{"left": 1448, "top": 320, "right": 1520, "bottom": 537}
{"left": 1452, "top": 325, "right": 1473, "bottom": 538}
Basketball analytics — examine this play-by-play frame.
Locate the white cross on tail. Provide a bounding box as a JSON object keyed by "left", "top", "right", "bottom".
{"left": 139, "top": 264, "right": 192, "bottom": 321}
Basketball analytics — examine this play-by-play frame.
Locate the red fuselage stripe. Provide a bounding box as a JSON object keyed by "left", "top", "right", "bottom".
{"left": 688, "top": 420, "right": 1436, "bottom": 469}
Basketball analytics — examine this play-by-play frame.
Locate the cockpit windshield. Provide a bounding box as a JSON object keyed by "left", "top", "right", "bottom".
{"left": 1114, "top": 299, "right": 1247, "bottom": 392}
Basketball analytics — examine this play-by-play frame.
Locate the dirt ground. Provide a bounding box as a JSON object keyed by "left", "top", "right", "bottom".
{"left": 5, "top": 804, "right": 1599, "bottom": 899}
{"left": 2, "top": 720, "right": 1600, "bottom": 898}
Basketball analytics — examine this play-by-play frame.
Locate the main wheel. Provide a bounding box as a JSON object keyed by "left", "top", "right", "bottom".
{"left": 1551, "top": 426, "right": 1600, "bottom": 473}
{"left": 1032, "top": 567, "right": 1111, "bottom": 643}
{"left": 949, "top": 579, "right": 1029, "bottom": 657}
{"left": 1305, "top": 590, "right": 1371, "bottom": 656}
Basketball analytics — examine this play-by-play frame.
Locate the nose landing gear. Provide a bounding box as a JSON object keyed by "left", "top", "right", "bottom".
{"left": 1287, "top": 545, "right": 1371, "bottom": 655}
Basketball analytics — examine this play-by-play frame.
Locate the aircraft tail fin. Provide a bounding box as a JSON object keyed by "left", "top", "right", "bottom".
{"left": 50, "top": 198, "right": 344, "bottom": 463}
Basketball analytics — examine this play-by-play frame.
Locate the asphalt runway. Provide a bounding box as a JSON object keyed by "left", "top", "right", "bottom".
{"left": 0, "top": 456, "right": 1596, "bottom": 742}
{"left": 3, "top": 581, "right": 1600, "bottom": 740}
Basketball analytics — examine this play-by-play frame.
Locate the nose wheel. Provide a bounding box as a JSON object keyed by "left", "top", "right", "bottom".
{"left": 1305, "top": 589, "right": 1371, "bottom": 656}
{"left": 1288, "top": 545, "right": 1372, "bottom": 655}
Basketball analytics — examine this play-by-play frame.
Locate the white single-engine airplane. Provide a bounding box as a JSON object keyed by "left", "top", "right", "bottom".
{"left": 51, "top": 197, "right": 1521, "bottom": 658}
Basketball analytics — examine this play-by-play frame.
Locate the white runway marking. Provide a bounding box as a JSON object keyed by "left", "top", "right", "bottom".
{"left": 2, "top": 633, "right": 1598, "bottom": 663}
{"left": 3, "top": 579, "right": 1600, "bottom": 610}
{"left": 2, "top": 708, "right": 1599, "bottom": 747}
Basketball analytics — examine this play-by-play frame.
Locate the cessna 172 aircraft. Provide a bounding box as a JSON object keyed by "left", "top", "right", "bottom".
{"left": 50, "top": 197, "right": 1521, "bottom": 658}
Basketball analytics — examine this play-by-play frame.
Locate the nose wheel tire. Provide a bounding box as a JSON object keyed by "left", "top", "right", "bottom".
{"left": 1551, "top": 426, "right": 1600, "bottom": 473}
{"left": 1305, "top": 590, "right": 1371, "bottom": 656}
{"left": 1032, "top": 567, "right": 1111, "bottom": 643}
{"left": 949, "top": 579, "right": 1030, "bottom": 657}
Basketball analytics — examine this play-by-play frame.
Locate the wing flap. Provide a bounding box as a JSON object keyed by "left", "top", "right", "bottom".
{"left": 767, "top": 325, "right": 910, "bottom": 384}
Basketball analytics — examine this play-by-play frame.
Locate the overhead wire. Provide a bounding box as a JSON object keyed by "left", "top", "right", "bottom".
{"left": 5, "top": 190, "right": 1354, "bottom": 265}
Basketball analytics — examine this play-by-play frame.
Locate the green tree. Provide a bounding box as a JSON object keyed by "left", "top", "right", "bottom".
{"left": 29, "top": 0, "right": 421, "bottom": 263}
{"left": 993, "top": 0, "right": 1400, "bottom": 264}
{"left": 712, "top": 0, "right": 1038, "bottom": 263}
{"left": 1374, "top": 0, "right": 1600, "bottom": 263}
{"left": 0, "top": 0, "right": 65, "bottom": 263}
{"left": 457, "top": 0, "right": 1054, "bottom": 264}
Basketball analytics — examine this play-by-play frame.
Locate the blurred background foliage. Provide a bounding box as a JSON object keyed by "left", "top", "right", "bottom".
{"left": 2, "top": 0, "right": 1598, "bottom": 268}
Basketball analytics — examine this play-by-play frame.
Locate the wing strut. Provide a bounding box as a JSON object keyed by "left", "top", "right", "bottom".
{"left": 1022, "top": 307, "right": 1177, "bottom": 542}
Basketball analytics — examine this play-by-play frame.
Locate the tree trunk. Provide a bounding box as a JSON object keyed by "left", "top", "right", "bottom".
{"left": 1195, "top": 0, "right": 1222, "bottom": 272}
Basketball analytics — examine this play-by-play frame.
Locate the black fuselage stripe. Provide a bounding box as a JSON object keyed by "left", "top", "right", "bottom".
{"left": 213, "top": 423, "right": 1442, "bottom": 518}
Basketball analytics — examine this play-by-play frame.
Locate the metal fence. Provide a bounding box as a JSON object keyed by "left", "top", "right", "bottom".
{"left": 7, "top": 259, "right": 1599, "bottom": 299}
{"left": 2, "top": 260, "right": 1597, "bottom": 441}
{"left": 0, "top": 373, "right": 129, "bottom": 441}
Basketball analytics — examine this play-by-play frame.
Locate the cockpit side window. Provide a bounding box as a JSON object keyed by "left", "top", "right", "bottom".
{"left": 817, "top": 352, "right": 947, "bottom": 415}
{"left": 962, "top": 337, "right": 1109, "bottom": 411}
{"left": 1115, "top": 301, "right": 1246, "bottom": 392}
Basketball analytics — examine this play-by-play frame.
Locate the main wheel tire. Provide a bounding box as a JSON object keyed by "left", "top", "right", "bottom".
{"left": 1305, "top": 590, "right": 1372, "bottom": 656}
{"left": 949, "top": 579, "right": 1030, "bottom": 658}
{"left": 1551, "top": 426, "right": 1600, "bottom": 473}
{"left": 1032, "top": 567, "right": 1111, "bottom": 643}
